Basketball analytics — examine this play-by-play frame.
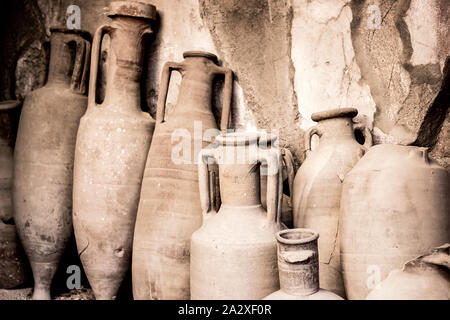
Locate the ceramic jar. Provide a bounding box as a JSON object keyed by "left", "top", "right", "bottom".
{"left": 72, "top": 1, "right": 156, "bottom": 300}
{"left": 264, "top": 228, "right": 343, "bottom": 300}
{"left": 292, "top": 108, "right": 371, "bottom": 297}
{"left": 190, "top": 132, "right": 282, "bottom": 299}
{"left": 132, "top": 52, "right": 232, "bottom": 300}
{"left": 13, "top": 28, "right": 91, "bottom": 300}
{"left": 340, "top": 144, "right": 450, "bottom": 299}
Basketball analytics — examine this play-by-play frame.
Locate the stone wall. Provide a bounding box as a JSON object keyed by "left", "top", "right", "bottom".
{"left": 0, "top": 0, "right": 448, "bottom": 168}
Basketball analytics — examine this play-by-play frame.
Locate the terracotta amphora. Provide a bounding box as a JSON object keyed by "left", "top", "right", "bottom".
{"left": 190, "top": 132, "right": 282, "bottom": 300}
{"left": 0, "top": 100, "right": 29, "bottom": 289}
{"left": 13, "top": 28, "right": 91, "bottom": 300}
{"left": 340, "top": 144, "right": 450, "bottom": 300}
{"left": 72, "top": 1, "right": 156, "bottom": 300}
{"left": 264, "top": 228, "right": 343, "bottom": 300}
{"left": 366, "top": 244, "right": 450, "bottom": 300}
{"left": 292, "top": 108, "right": 371, "bottom": 297}
{"left": 259, "top": 133, "right": 295, "bottom": 228}
{"left": 132, "top": 52, "right": 232, "bottom": 300}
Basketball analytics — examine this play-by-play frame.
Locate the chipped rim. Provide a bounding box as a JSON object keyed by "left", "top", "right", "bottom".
{"left": 276, "top": 228, "right": 319, "bottom": 245}
{"left": 108, "top": 1, "right": 156, "bottom": 21}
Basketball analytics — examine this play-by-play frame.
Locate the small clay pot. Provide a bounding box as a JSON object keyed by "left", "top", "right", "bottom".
{"left": 264, "top": 228, "right": 343, "bottom": 300}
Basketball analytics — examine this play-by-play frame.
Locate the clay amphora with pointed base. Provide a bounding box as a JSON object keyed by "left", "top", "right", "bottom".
{"left": 13, "top": 28, "right": 91, "bottom": 300}
{"left": 72, "top": 1, "right": 156, "bottom": 300}
{"left": 292, "top": 108, "right": 371, "bottom": 298}
{"left": 190, "top": 132, "right": 282, "bottom": 299}
{"left": 132, "top": 51, "right": 232, "bottom": 300}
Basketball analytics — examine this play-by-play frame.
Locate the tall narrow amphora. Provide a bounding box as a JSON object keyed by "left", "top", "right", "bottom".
{"left": 292, "top": 108, "right": 371, "bottom": 298}
{"left": 190, "top": 132, "right": 282, "bottom": 299}
{"left": 0, "top": 100, "right": 29, "bottom": 289}
{"left": 72, "top": 1, "right": 156, "bottom": 300}
{"left": 12, "top": 28, "right": 91, "bottom": 300}
{"left": 132, "top": 52, "right": 232, "bottom": 300}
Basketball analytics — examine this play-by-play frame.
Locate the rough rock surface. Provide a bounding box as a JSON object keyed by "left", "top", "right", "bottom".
{"left": 1, "top": 0, "right": 448, "bottom": 167}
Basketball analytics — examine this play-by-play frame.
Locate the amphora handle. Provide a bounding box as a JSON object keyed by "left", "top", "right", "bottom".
{"left": 88, "top": 24, "right": 113, "bottom": 106}
{"left": 69, "top": 37, "right": 91, "bottom": 95}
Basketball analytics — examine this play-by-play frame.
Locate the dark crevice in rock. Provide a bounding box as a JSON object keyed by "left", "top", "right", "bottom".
{"left": 395, "top": 0, "right": 413, "bottom": 64}
{"left": 403, "top": 63, "right": 442, "bottom": 85}
{"left": 350, "top": 0, "right": 447, "bottom": 146}
{"left": 286, "top": 5, "right": 299, "bottom": 119}
{"left": 0, "top": 0, "right": 48, "bottom": 101}
{"left": 411, "top": 56, "right": 450, "bottom": 149}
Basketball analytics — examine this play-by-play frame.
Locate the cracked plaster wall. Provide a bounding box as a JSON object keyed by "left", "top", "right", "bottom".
{"left": 1, "top": 0, "right": 448, "bottom": 168}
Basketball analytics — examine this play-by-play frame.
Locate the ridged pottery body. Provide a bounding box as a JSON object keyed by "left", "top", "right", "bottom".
{"left": 13, "top": 29, "right": 91, "bottom": 300}
{"left": 366, "top": 244, "right": 450, "bottom": 300}
{"left": 0, "top": 101, "right": 29, "bottom": 288}
{"left": 264, "top": 228, "right": 343, "bottom": 300}
{"left": 190, "top": 132, "right": 282, "bottom": 300}
{"left": 72, "top": 2, "right": 156, "bottom": 300}
{"left": 292, "top": 108, "right": 371, "bottom": 298}
{"left": 132, "top": 52, "right": 232, "bottom": 300}
{"left": 259, "top": 134, "right": 295, "bottom": 228}
{"left": 340, "top": 144, "right": 450, "bottom": 300}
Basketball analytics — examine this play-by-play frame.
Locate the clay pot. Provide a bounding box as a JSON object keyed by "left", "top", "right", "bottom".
{"left": 292, "top": 108, "right": 371, "bottom": 298}
{"left": 13, "top": 28, "right": 91, "bottom": 300}
{"left": 366, "top": 244, "right": 450, "bottom": 300}
{"left": 264, "top": 228, "right": 343, "bottom": 300}
{"left": 340, "top": 144, "right": 450, "bottom": 300}
{"left": 132, "top": 52, "right": 232, "bottom": 300}
{"left": 0, "top": 100, "right": 29, "bottom": 289}
{"left": 190, "top": 132, "right": 282, "bottom": 300}
{"left": 259, "top": 134, "right": 295, "bottom": 228}
{"left": 72, "top": 1, "right": 156, "bottom": 300}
